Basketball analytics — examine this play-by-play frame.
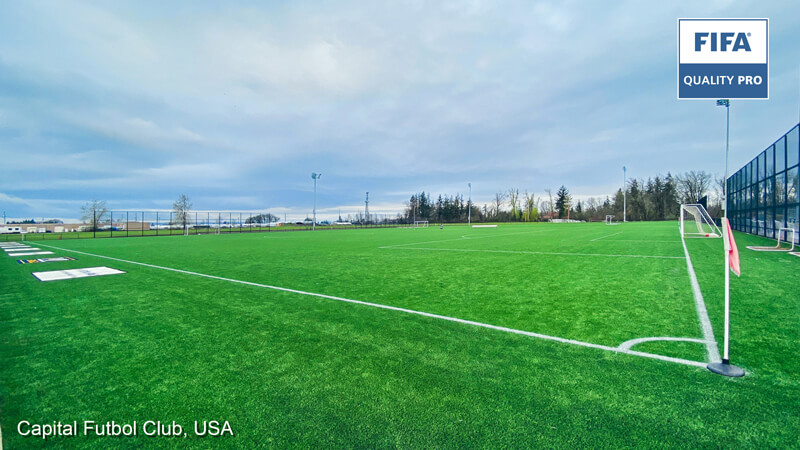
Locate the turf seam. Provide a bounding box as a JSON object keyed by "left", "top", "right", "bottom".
{"left": 379, "top": 246, "right": 684, "bottom": 259}
{"left": 34, "top": 242, "right": 708, "bottom": 370}
{"left": 680, "top": 236, "right": 722, "bottom": 363}
{"left": 381, "top": 229, "right": 551, "bottom": 248}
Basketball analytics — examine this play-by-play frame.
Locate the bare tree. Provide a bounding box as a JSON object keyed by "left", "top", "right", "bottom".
{"left": 523, "top": 191, "right": 539, "bottom": 222}
{"left": 676, "top": 171, "right": 713, "bottom": 204}
{"left": 493, "top": 192, "right": 507, "bottom": 218}
{"left": 80, "top": 200, "right": 108, "bottom": 229}
{"left": 173, "top": 194, "right": 192, "bottom": 235}
{"left": 544, "top": 188, "right": 554, "bottom": 220}
{"left": 508, "top": 188, "right": 520, "bottom": 220}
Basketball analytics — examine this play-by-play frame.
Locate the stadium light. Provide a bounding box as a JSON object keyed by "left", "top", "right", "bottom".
{"left": 312, "top": 172, "right": 322, "bottom": 231}
{"left": 707, "top": 99, "right": 744, "bottom": 377}
{"left": 468, "top": 183, "right": 472, "bottom": 226}
{"left": 622, "top": 166, "right": 627, "bottom": 222}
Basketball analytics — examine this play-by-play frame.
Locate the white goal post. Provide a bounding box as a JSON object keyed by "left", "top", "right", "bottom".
{"left": 680, "top": 204, "right": 722, "bottom": 238}
{"left": 413, "top": 221, "right": 429, "bottom": 228}
{"left": 746, "top": 226, "right": 796, "bottom": 252}
{"left": 605, "top": 215, "right": 619, "bottom": 225}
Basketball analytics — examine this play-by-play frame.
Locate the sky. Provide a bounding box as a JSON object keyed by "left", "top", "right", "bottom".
{"left": 1, "top": 0, "right": 799, "bottom": 222}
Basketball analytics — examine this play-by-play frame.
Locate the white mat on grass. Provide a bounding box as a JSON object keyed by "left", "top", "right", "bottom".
{"left": 8, "top": 251, "right": 54, "bottom": 257}
{"left": 32, "top": 266, "right": 125, "bottom": 282}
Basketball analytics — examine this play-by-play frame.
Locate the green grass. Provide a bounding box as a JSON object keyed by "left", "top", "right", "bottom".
{"left": 1, "top": 221, "right": 799, "bottom": 447}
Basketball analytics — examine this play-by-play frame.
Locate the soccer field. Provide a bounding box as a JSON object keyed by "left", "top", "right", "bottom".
{"left": 1, "top": 222, "right": 799, "bottom": 447}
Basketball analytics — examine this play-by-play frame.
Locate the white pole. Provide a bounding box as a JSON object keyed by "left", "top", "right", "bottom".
{"left": 468, "top": 183, "right": 472, "bottom": 226}
{"left": 313, "top": 177, "right": 316, "bottom": 231}
{"left": 623, "top": 166, "right": 627, "bottom": 222}
{"left": 708, "top": 99, "right": 743, "bottom": 376}
{"left": 723, "top": 102, "right": 730, "bottom": 363}
{"left": 312, "top": 173, "right": 321, "bottom": 231}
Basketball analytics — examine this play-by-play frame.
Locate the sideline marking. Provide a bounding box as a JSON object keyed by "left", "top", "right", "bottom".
{"left": 589, "top": 231, "right": 623, "bottom": 242}
{"left": 34, "top": 242, "right": 706, "bottom": 369}
{"left": 680, "top": 236, "right": 721, "bottom": 363}
{"left": 380, "top": 246, "right": 684, "bottom": 260}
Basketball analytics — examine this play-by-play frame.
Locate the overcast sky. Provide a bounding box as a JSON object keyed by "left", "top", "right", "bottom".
{"left": 1, "top": 0, "right": 798, "bottom": 221}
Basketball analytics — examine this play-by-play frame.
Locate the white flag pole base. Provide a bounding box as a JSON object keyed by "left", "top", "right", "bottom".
{"left": 707, "top": 359, "right": 745, "bottom": 377}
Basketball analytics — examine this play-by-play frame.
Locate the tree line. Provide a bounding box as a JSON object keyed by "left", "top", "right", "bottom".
{"left": 402, "top": 170, "right": 724, "bottom": 223}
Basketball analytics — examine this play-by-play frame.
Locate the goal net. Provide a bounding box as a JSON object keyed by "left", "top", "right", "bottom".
{"left": 413, "top": 221, "right": 429, "bottom": 228}
{"left": 605, "top": 215, "right": 619, "bottom": 225}
{"left": 680, "top": 204, "right": 721, "bottom": 238}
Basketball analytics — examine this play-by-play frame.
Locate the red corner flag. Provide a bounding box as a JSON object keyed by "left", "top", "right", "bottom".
{"left": 723, "top": 218, "right": 741, "bottom": 277}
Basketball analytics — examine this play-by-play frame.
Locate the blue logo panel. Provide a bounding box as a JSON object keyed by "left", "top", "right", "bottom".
{"left": 679, "top": 64, "right": 768, "bottom": 99}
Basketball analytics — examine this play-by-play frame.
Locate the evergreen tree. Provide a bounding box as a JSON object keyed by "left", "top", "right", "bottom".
{"left": 554, "top": 186, "right": 571, "bottom": 219}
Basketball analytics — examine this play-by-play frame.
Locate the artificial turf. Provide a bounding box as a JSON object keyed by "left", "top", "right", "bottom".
{"left": 0, "top": 221, "right": 798, "bottom": 447}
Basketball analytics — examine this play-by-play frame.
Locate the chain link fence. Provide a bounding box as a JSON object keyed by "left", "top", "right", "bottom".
{"left": 0, "top": 210, "right": 410, "bottom": 242}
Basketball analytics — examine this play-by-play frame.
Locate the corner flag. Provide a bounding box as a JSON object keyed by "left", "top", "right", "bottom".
{"left": 723, "top": 218, "right": 741, "bottom": 277}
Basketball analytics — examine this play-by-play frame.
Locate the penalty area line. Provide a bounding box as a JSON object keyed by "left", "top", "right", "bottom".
{"left": 589, "top": 231, "right": 623, "bottom": 242}
{"left": 35, "top": 242, "right": 706, "bottom": 369}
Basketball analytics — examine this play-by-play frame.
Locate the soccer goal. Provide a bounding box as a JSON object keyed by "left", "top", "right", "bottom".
{"left": 605, "top": 215, "right": 619, "bottom": 225}
{"left": 680, "top": 204, "right": 721, "bottom": 238}
{"left": 746, "top": 226, "right": 796, "bottom": 252}
{"left": 413, "top": 221, "right": 429, "bottom": 228}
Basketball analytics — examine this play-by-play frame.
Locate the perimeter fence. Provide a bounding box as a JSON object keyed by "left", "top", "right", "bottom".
{"left": 0, "top": 210, "right": 411, "bottom": 242}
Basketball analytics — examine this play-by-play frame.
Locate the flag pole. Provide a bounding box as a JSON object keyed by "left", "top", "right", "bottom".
{"left": 708, "top": 99, "right": 744, "bottom": 377}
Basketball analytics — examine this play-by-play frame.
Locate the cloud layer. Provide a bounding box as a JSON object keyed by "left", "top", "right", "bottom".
{"left": 1, "top": 1, "right": 798, "bottom": 220}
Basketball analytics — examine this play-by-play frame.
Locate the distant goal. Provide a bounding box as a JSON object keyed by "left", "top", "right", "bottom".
{"left": 680, "top": 204, "right": 721, "bottom": 238}
{"left": 413, "top": 221, "right": 429, "bottom": 228}
{"left": 605, "top": 215, "right": 619, "bottom": 225}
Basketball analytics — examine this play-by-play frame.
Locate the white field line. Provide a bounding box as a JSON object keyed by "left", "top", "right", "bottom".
{"left": 617, "top": 336, "right": 712, "bottom": 352}
{"left": 589, "top": 231, "right": 623, "bottom": 242}
{"left": 680, "top": 236, "right": 721, "bottom": 363}
{"left": 35, "top": 242, "right": 706, "bottom": 369}
{"left": 382, "top": 229, "right": 551, "bottom": 248}
{"left": 604, "top": 239, "right": 681, "bottom": 243}
{"left": 380, "top": 246, "right": 684, "bottom": 260}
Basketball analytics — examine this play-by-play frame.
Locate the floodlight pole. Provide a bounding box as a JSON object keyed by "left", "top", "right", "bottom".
{"left": 468, "top": 183, "right": 472, "bottom": 226}
{"left": 708, "top": 99, "right": 744, "bottom": 377}
{"left": 623, "top": 166, "right": 627, "bottom": 222}
{"left": 312, "top": 172, "right": 322, "bottom": 231}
